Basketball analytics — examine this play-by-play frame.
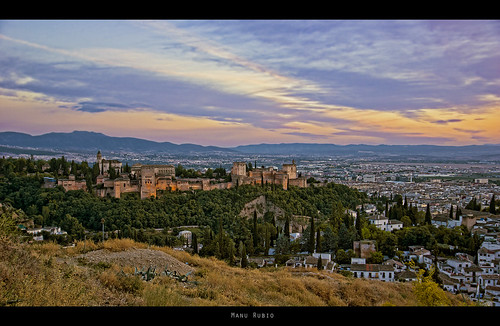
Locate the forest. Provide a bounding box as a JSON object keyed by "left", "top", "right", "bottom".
{"left": 0, "top": 156, "right": 483, "bottom": 266}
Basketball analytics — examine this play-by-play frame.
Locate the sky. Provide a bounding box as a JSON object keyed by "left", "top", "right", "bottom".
{"left": 1, "top": 20, "right": 499, "bottom": 147}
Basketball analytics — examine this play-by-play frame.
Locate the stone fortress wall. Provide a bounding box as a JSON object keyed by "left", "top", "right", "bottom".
{"left": 60, "top": 152, "right": 307, "bottom": 199}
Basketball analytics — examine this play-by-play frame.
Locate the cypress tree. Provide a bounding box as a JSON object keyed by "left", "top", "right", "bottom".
{"left": 425, "top": 203, "right": 432, "bottom": 225}
{"left": 489, "top": 195, "right": 496, "bottom": 214}
{"left": 284, "top": 213, "right": 290, "bottom": 241}
{"left": 317, "top": 255, "right": 323, "bottom": 271}
{"left": 253, "top": 210, "right": 258, "bottom": 248}
{"left": 192, "top": 232, "right": 198, "bottom": 254}
{"left": 449, "top": 205, "right": 454, "bottom": 220}
{"left": 408, "top": 202, "right": 416, "bottom": 226}
{"left": 316, "top": 227, "right": 322, "bottom": 253}
{"left": 308, "top": 216, "right": 315, "bottom": 253}
{"left": 355, "top": 211, "right": 363, "bottom": 239}
{"left": 264, "top": 225, "right": 271, "bottom": 255}
{"left": 240, "top": 243, "right": 248, "bottom": 268}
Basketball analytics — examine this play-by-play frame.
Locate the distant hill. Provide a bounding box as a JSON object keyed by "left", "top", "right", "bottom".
{"left": 0, "top": 131, "right": 235, "bottom": 154}
{"left": 1, "top": 131, "right": 500, "bottom": 161}
{"left": 232, "top": 142, "right": 500, "bottom": 161}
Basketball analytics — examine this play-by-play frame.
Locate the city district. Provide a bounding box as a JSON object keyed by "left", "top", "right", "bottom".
{"left": 41, "top": 152, "right": 500, "bottom": 306}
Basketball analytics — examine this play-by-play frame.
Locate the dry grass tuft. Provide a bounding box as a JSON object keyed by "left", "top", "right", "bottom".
{"left": 102, "top": 238, "right": 146, "bottom": 252}
{"left": 0, "top": 237, "right": 475, "bottom": 307}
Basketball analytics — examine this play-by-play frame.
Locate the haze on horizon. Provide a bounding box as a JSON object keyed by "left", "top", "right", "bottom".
{"left": 1, "top": 20, "right": 500, "bottom": 148}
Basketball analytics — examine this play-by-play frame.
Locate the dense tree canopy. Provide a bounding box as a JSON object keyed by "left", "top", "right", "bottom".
{"left": 0, "top": 156, "right": 483, "bottom": 263}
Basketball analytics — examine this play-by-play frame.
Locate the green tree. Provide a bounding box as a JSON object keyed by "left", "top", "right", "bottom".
{"left": 401, "top": 215, "right": 412, "bottom": 228}
{"left": 367, "top": 251, "right": 384, "bottom": 264}
{"left": 425, "top": 204, "right": 432, "bottom": 225}
{"left": 489, "top": 195, "right": 496, "bottom": 214}
{"left": 466, "top": 197, "right": 481, "bottom": 211}
{"left": 252, "top": 210, "right": 258, "bottom": 249}
{"left": 315, "top": 227, "right": 322, "bottom": 253}
{"left": 239, "top": 241, "right": 248, "bottom": 268}
{"left": 283, "top": 213, "right": 290, "bottom": 240}
{"left": 308, "top": 216, "right": 315, "bottom": 253}
{"left": 408, "top": 202, "right": 416, "bottom": 225}
{"left": 0, "top": 204, "right": 20, "bottom": 240}
{"left": 317, "top": 255, "right": 323, "bottom": 270}
{"left": 192, "top": 232, "right": 198, "bottom": 254}
{"left": 322, "top": 226, "right": 338, "bottom": 252}
{"left": 338, "top": 223, "right": 356, "bottom": 250}
{"left": 276, "top": 233, "right": 290, "bottom": 255}
{"left": 355, "top": 211, "right": 364, "bottom": 239}
{"left": 60, "top": 214, "right": 85, "bottom": 240}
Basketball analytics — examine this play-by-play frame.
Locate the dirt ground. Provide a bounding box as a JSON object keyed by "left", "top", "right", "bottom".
{"left": 76, "top": 248, "right": 195, "bottom": 275}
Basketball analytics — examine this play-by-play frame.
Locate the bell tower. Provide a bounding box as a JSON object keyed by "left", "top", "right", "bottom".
{"left": 96, "top": 150, "right": 103, "bottom": 174}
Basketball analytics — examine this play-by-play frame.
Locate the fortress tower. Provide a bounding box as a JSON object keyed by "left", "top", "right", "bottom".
{"left": 231, "top": 162, "right": 247, "bottom": 176}
{"left": 96, "top": 151, "right": 103, "bottom": 171}
{"left": 282, "top": 159, "right": 297, "bottom": 179}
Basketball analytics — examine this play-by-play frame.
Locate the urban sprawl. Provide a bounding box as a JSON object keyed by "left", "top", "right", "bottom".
{"left": 20, "top": 152, "right": 500, "bottom": 305}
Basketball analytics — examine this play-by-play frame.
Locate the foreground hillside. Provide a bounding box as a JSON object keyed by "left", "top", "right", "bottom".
{"left": 0, "top": 238, "right": 470, "bottom": 308}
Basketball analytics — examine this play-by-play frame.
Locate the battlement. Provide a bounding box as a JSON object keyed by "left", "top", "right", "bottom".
{"left": 91, "top": 152, "right": 306, "bottom": 199}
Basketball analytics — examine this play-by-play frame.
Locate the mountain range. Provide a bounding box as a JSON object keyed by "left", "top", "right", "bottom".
{"left": 1, "top": 131, "right": 500, "bottom": 161}
{"left": 0, "top": 131, "right": 235, "bottom": 154}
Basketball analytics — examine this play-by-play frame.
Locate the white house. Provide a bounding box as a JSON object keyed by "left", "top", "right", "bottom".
{"left": 386, "top": 219, "right": 404, "bottom": 232}
{"left": 383, "top": 259, "right": 405, "bottom": 272}
{"left": 26, "top": 226, "right": 67, "bottom": 241}
{"left": 368, "top": 215, "right": 388, "bottom": 230}
{"left": 349, "top": 264, "right": 395, "bottom": 282}
{"left": 478, "top": 247, "right": 500, "bottom": 265}
{"left": 447, "top": 258, "right": 472, "bottom": 274}
{"left": 368, "top": 215, "right": 403, "bottom": 232}
{"left": 432, "top": 215, "right": 463, "bottom": 229}
{"left": 178, "top": 230, "right": 192, "bottom": 247}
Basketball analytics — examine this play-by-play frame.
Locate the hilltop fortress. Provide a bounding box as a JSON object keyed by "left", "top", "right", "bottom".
{"left": 59, "top": 151, "right": 307, "bottom": 199}
{"left": 231, "top": 161, "right": 307, "bottom": 189}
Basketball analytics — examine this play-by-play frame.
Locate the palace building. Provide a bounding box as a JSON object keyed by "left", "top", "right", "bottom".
{"left": 231, "top": 160, "right": 307, "bottom": 190}
{"left": 60, "top": 151, "right": 307, "bottom": 199}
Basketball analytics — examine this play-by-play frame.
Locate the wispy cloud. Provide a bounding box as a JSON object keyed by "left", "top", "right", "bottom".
{"left": 1, "top": 20, "right": 499, "bottom": 146}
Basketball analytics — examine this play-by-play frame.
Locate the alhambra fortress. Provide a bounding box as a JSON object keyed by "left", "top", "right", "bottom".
{"left": 57, "top": 151, "right": 307, "bottom": 199}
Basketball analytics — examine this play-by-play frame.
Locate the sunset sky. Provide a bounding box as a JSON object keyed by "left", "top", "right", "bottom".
{"left": 1, "top": 20, "right": 499, "bottom": 147}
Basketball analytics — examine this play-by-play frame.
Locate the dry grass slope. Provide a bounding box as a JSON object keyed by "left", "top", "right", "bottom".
{"left": 0, "top": 238, "right": 471, "bottom": 307}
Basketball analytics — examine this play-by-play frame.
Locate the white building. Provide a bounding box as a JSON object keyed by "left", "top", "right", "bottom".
{"left": 349, "top": 264, "right": 395, "bottom": 282}
{"left": 368, "top": 215, "right": 403, "bottom": 232}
